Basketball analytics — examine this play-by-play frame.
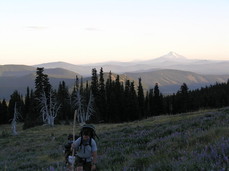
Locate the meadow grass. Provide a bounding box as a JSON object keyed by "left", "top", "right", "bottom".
{"left": 0, "top": 107, "right": 228, "bottom": 170}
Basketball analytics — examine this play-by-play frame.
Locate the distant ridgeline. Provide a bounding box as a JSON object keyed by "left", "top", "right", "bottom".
{"left": 1, "top": 67, "right": 229, "bottom": 128}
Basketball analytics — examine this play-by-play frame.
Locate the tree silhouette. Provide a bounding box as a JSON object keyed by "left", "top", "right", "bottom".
{"left": 8, "top": 90, "right": 24, "bottom": 123}
{"left": 57, "top": 81, "right": 71, "bottom": 122}
{"left": 138, "top": 78, "right": 145, "bottom": 118}
{"left": 0, "top": 99, "right": 8, "bottom": 124}
{"left": 98, "top": 67, "right": 106, "bottom": 122}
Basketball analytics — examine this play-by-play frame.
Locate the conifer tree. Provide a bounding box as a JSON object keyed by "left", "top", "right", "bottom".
{"left": 123, "top": 80, "right": 131, "bottom": 121}
{"left": 91, "top": 68, "right": 99, "bottom": 121}
{"left": 114, "top": 75, "right": 125, "bottom": 122}
{"left": 98, "top": 67, "right": 106, "bottom": 122}
{"left": 130, "top": 81, "right": 139, "bottom": 120}
{"left": 123, "top": 80, "right": 139, "bottom": 121}
{"left": 176, "top": 83, "right": 190, "bottom": 113}
{"left": 70, "top": 76, "right": 79, "bottom": 119}
{"left": 84, "top": 80, "right": 90, "bottom": 98}
{"left": 80, "top": 76, "right": 84, "bottom": 93}
{"left": 57, "top": 81, "right": 71, "bottom": 122}
{"left": 105, "top": 71, "right": 113, "bottom": 122}
{"left": 1, "top": 99, "right": 8, "bottom": 124}
{"left": 35, "top": 67, "right": 51, "bottom": 98}
{"left": 0, "top": 100, "right": 2, "bottom": 124}
{"left": 23, "top": 87, "right": 30, "bottom": 122}
{"left": 23, "top": 90, "right": 38, "bottom": 129}
{"left": 137, "top": 78, "right": 145, "bottom": 118}
{"left": 144, "top": 91, "right": 150, "bottom": 117}
{"left": 75, "top": 75, "right": 79, "bottom": 92}
{"left": 106, "top": 74, "right": 124, "bottom": 122}
{"left": 148, "top": 88, "right": 154, "bottom": 116}
{"left": 0, "top": 100, "right": 5, "bottom": 125}
{"left": 34, "top": 67, "right": 52, "bottom": 125}
{"left": 153, "top": 83, "right": 163, "bottom": 115}
{"left": 91, "top": 68, "right": 99, "bottom": 96}
{"left": 8, "top": 90, "right": 24, "bottom": 123}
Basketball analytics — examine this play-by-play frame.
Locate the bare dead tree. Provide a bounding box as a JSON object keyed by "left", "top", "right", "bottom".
{"left": 38, "top": 91, "right": 49, "bottom": 124}
{"left": 73, "top": 90, "right": 94, "bottom": 124}
{"left": 38, "top": 90, "right": 61, "bottom": 126}
{"left": 11, "top": 103, "right": 21, "bottom": 135}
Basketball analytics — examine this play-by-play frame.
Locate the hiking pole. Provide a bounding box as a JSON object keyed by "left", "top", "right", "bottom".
{"left": 68, "top": 110, "right": 77, "bottom": 170}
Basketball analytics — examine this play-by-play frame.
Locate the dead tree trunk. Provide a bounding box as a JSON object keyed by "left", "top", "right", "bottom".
{"left": 11, "top": 103, "right": 20, "bottom": 135}
{"left": 38, "top": 90, "right": 61, "bottom": 126}
{"left": 73, "top": 90, "right": 94, "bottom": 125}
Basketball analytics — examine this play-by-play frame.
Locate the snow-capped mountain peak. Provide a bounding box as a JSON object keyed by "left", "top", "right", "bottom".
{"left": 161, "top": 51, "right": 187, "bottom": 60}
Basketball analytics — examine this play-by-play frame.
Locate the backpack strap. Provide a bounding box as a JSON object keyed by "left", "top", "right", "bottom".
{"left": 79, "top": 136, "right": 83, "bottom": 146}
{"left": 79, "top": 137, "right": 92, "bottom": 147}
{"left": 89, "top": 137, "right": 92, "bottom": 146}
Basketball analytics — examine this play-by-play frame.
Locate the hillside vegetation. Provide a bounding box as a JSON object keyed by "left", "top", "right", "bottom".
{"left": 0, "top": 108, "right": 228, "bottom": 171}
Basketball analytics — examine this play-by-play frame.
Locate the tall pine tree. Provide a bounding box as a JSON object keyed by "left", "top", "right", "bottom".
{"left": 98, "top": 67, "right": 106, "bottom": 122}
{"left": 33, "top": 67, "right": 52, "bottom": 126}
{"left": 153, "top": 83, "right": 163, "bottom": 116}
{"left": 137, "top": 78, "right": 145, "bottom": 118}
{"left": 0, "top": 100, "right": 8, "bottom": 124}
{"left": 91, "top": 68, "right": 99, "bottom": 122}
{"left": 1, "top": 99, "right": 8, "bottom": 124}
{"left": 57, "top": 81, "right": 71, "bottom": 122}
{"left": 23, "top": 89, "right": 37, "bottom": 129}
{"left": 8, "top": 91, "right": 24, "bottom": 123}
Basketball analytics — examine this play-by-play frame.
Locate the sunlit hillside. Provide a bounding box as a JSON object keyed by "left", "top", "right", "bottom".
{"left": 0, "top": 107, "right": 228, "bottom": 171}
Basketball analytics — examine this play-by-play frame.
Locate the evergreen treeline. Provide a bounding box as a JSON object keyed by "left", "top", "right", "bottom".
{"left": 1, "top": 68, "right": 229, "bottom": 127}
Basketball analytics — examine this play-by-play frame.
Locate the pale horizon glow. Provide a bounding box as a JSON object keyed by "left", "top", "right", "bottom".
{"left": 0, "top": 0, "right": 229, "bottom": 65}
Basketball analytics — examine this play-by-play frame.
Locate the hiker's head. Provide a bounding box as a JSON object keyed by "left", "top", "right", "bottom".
{"left": 83, "top": 128, "right": 91, "bottom": 135}
{"left": 81, "top": 124, "right": 96, "bottom": 140}
{"left": 82, "top": 129, "right": 91, "bottom": 140}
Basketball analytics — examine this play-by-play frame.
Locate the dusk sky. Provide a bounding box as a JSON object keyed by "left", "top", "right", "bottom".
{"left": 1, "top": 0, "right": 229, "bottom": 65}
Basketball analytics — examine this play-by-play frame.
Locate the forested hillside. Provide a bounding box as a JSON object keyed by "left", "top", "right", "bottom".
{"left": 1, "top": 67, "right": 229, "bottom": 128}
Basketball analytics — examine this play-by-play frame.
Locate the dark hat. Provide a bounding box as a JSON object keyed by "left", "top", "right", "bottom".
{"left": 81, "top": 124, "right": 96, "bottom": 136}
{"left": 82, "top": 124, "right": 95, "bottom": 131}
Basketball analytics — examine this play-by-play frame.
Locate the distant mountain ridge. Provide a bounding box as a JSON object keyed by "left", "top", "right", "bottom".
{"left": 1, "top": 52, "right": 229, "bottom": 99}
{"left": 33, "top": 52, "right": 229, "bottom": 75}
{"left": 0, "top": 65, "right": 35, "bottom": 77}
{"left": 125, "top": 69, "right": 229, "bottom": 94}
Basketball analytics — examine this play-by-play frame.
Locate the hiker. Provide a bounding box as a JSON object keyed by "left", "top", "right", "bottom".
{"left": 72, "top": 124, "right": 98, "bottom": 171}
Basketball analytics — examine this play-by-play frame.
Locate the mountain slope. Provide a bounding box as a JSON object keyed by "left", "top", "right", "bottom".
{"left": 0, "top": 67, "right": 81, "bottom": 100}
{"left": 0, "top": 107, "right": 228, "bottom": 170}
{"left": 44, "top": 68, "right": 80, "bottom": 79}
{"left": 34, "top": 62, "right": 94, "bottom": 76}
{"left": 0, "top": 65, "right": 35, "bottom": 77}
{"left": 125, "top": 69, "right": 229, "bottom": 93}
{"left": 126, "top": 69, "right": 229, "bottom": 86}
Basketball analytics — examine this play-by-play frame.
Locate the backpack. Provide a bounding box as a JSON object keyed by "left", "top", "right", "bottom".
{"left": 64, "top": 134, "right": 79, "bottom": 164}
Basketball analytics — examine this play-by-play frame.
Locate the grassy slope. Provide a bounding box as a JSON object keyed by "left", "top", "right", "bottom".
{"left": 0, "top": 108, "right": 228, "bottom": 171}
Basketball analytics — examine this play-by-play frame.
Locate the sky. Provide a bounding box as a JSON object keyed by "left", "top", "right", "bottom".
{"left": 0, "top": 0, "right": 229, "bottom": 65}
